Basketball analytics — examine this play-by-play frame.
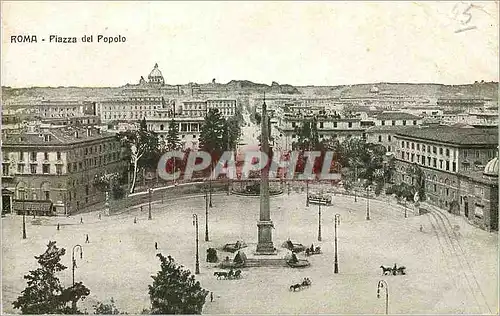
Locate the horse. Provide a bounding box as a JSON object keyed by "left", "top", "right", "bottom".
{"left": 289, "top": 283, "right": 302, "bottom": 291}
{"left": 314, "top": 246, "right": 321, "bottom": 253}
{"left": 380, "top": 265, "right": 392, "bottom": 275}
{"left": 227, "top": 269, "right": 235, "bottom": 279}
{"left": 233, "top": 270, "right": 242, "bottom": 279}
{"left": 214, "top": 271, "right": 228, "bottom": 279}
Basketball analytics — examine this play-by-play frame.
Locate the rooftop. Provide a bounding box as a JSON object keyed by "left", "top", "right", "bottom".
{"left": 374, "top": 112, "right": 422, "bottom": 121}
{"left": 3, "top": 126, "right": 115, "bottom": 146}
{"left": 365, "top": 125, "right": 419, "bottom": 133}
{"left": 395, "top": 126, "right": 498, "bottom": 146}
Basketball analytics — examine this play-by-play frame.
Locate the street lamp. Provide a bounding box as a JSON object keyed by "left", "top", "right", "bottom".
{"left": 209, "top": 176, "right": 213, "bottom": 208}
{"left": 306, "top": 180, "right": 310, "bottom": 207}
{"left": 72, "top": 245, "right": 83, "bottom": 286}
{"left": 377, "top": 280, "right": 389, "bottom": 314}
{"left": 366, "top": 185, "right": 371, "bottom": 220}
{"left": 21, "top": 189, "right": 26, "bottom": 239}
{"left": 404, "top": 199, "right": 407, "bottom": 218}
{"left": 148, "top": 188, "right": 153, "bottom": 220}
{"left": 204, "top": 189, "right": 209, "bottom": 242}
{"left": 334, "top": 214, "right": 340, "bottom": 274}
{"left": 192, "top": 214, "right": 200, "bottom": 274}
{"left": 317, "top": 203, "right": 322, "bottom": 241}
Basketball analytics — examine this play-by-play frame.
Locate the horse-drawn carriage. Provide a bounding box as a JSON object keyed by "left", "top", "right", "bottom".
{"left": 222, "top": 241, "right": 247, "bottom": 253}
{"left": 305, "top": 246, "right": 322, "bottom": 256}
{"left": 282, "top": 240, "right": 306, "bottom": 253}
{"left": 380, "top": 265, "right": 406, "bottom": 275}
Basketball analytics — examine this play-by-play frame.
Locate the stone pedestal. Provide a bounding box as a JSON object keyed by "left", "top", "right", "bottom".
{"left": 256, "top": 221, "right": 276, "bottom": 255}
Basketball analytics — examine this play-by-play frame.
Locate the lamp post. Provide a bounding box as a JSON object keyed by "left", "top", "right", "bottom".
{"left": 334, "top": 214, "right": 340, "bottom": 274}
{"left": 209, "top": 177, "right": 213, "bottom": 208}
{"left": 72, "top": 244, "right": 83, "bottom": 286}
{"left": 192, "top": 214, "right": 200, "bottom": 274}
{"left": 306, "top": 180, "right": 310, "bottom": 207}
{"left": 148, "top": 188, "right": 153, "bottom": 220}
{"left": 204, "top": 189, "right": 209, "bottom": 242}
{"left": 366, "top": 185, "right": 371, "bottom": 220}
{"left": 377, "top": 280, "right": 389, "bottom": 314}
{"left": 21, "top": 189, "right": 26, "bottom": 239}
{"left": 404, "top": 199, "right": 407, "bottom": 218}
{"left": 317, "top": 203, "right": 322, "bottom": 241}
{"left": 72, "top": 244, "right": 83, "bottom": 312}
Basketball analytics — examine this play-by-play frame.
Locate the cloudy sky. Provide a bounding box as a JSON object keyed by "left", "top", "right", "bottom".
{"left": 1, "top": 1, "right": 498, "bottom": 87}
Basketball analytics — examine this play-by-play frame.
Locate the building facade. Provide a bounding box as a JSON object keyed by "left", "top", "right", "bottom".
{"left": 1, "top": 125, "right": 126, "bottom": 215}
{"left": 393, "top": 126, "right": 498, "bottom": 231}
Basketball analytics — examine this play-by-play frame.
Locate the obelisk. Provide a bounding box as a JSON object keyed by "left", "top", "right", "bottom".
{"left": 256, "top": 96, "right": 276, "bottom": 254}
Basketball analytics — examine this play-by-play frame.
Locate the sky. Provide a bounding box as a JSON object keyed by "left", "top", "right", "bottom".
{"left": 1, "top": 1, "right": 498, "bottom": 87}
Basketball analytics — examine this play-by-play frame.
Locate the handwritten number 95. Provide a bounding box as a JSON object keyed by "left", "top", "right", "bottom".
{"left": 452, "top": 2, "right": 477, "bottom": 33}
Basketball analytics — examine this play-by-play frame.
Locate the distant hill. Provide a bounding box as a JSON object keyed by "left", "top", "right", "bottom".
{"left": 2, "top": 81, "right": 497, "bottom": 109}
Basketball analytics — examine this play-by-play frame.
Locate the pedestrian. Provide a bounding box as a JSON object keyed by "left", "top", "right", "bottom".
{"left": 57, "top": 223, "right": 60, "bottom": 231}
{"left": 134, "top": 217, "right": 137, "bottom": 224}
{"left": 210, "top": 292, "right": 214, "bottom": 302}
{"left": 80, "top": 217, "right": 83, "bottom": 224}
{"left": 155, "top": 242, "right": 158, "bottom": 250}
{"left": 98, "top": 213, "right": 101, "bottom": 220}
{"left": 85, "top": 234, "right": 89, "bottom": 243}
{"left": 419, "top": 225, "right": 423, "bottom": 232}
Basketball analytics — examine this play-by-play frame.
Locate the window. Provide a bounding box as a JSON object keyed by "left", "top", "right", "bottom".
{"left": 427, "top": 157, "right": 431, "bottom": 165}
{"left": 422, "top": 145, "right": 425, "bottom": 152}
{"left": 452, "top": 162, "right": 456, "bottom": 172}
{"left": 44, "top": 152, "right": 49, "bottom": 160}
{"left": 2, "top": 164, "right": 9, "bottom": 175}
{"left": 292, "top": 122, "right": 296, "bottom": 128}
{"left": 433, "top": 158, "right": 437, "bottom": 168}
{"left": 30, "top": 164, "right": 37, "bottom": 174}
{"left": 446, "top": 161, "right": 450, "bottom": 171}
{"left": 406, "top": 142, "right": 409, "bottom": 149}
{"left": 411, "top": 153, "right": 415, "bottom": 162}
{"left": 411, "top": 143, "right": 414, "bottom": 150}
{"left": 421, "top": 156, "right": 425, "bottom": 165}
{"left": 445, "top": 149, "right": 450, "bottom": 157}
{"left": 381, "top": 120, "right": 385, "bottom": 126}
{"left": 44, "top": 191, "right": 50, "bottom": 200}
{"left": 391, "top": 120, "right": 396, "bottom": 126}
{"left": 319, "top": 122, "right": 324, "bottom": 128}
{"left": 17, "top": 163, "right": 24, "bottom": 173}
{"left": 439, "top": 160, "right": 443, "bottom": 169}
{"left": 475, "top": 151, "right": 479, "bottom": 158}
{"left": 401, "top": 141, "right": 404, "bottom": 148}
{"left": 439, "top": 148, "right": 443, "bottom": 155}
{"left": 417, "top": 144, "right": 420, "bottom": 150}
{"left": 388, "top": 135, "right": 391, "bottom": 141}
{"left": 464, "top": 150, "right": 468, "bottom": 158}
{"left": 42, "top": 164, "right": 50, "bottom": 174}
{"left": 20, "top": 152, "right": 25, "bottom": 161}
{"left": 348, "top": 122, "right": 352, "bottom": 128}
{"left": 433, "top": 146, "right": 437, "bottom": 154}
{"left": 403, "top": 120, "right": 407, "bottom": 126}
{"left": 427, "top": 146, "right": 430, "bottom": 153}
{"left": 413, "top": 120, "right": 417, "bottom": 125}
{"left": 378, "top": 135, "right": 382, "bottom": 142}
{"left": 30, "top": 152, "right": 37, "bottom": 161}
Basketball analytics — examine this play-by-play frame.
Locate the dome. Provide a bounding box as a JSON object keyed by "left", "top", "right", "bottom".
{"left": 148, "top": 63, "right": 163, "bottom": 79}
{"left": 483, "top": 157, "right": 498, "bottom": 177}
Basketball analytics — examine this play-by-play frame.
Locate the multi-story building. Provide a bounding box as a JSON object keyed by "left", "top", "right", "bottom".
{"left": 206, "top": 99, "right": 237, "bottom": 118}
{"left": 96, "top": 96, "right": 174, "bottom": 123}
{"left": 35, "top": 100, "right": 97, "bottom": 119}
{"left": 1, "top": 124, "right": 126, "bottom": 215}
{"left": 365, "top": 125, "right": 417, "bottom": 154}
{"left": 393, "top": 126, "right": 498, "bottom": 231}
{"left": 370, "top": 111, "right": 423, "bottom": 127}
{"left": 179, "top": 100, "right": 207, "bottom": 118}
{"left": 276, "top": 112, "right": 364, "bottom": 151}
{"left": 147, "top": 117, "right": 205, "bottom": 150}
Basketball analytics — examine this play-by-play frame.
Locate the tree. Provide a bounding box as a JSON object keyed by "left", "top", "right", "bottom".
{"left": 117, "top": 119, "right": 160, "bottom": 193}
{"left": 226, "top": 116, "right": 241, "bottom": 151}
{"left": 166, "top": 120, "right": 181, "bottom": 151}
{"left": 93, "top": 297, "right": 122, "bottom": 314}
{"left": 13, "top": 241, "right": 90, "bottom": 314}
{"left": 199, "top": 109, "right": 228, "bottom": 173}
{"left": 148, "top": 254, "right": 208, "bottom": 314}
